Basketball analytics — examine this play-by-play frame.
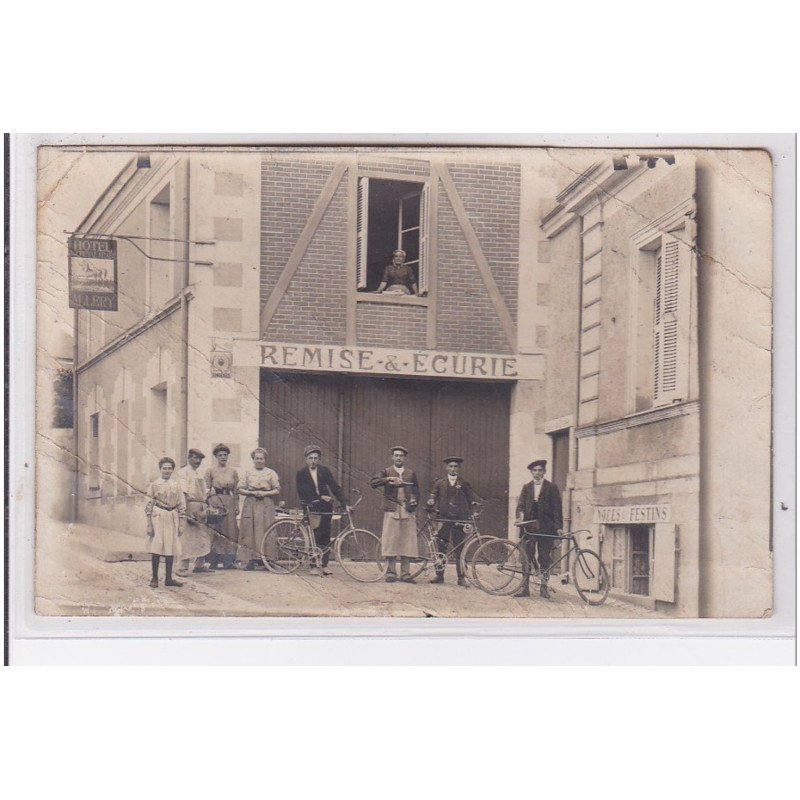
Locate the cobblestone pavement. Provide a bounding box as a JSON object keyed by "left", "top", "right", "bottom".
{"left": 35, "top": 521, "right": 667, "bottom": 619}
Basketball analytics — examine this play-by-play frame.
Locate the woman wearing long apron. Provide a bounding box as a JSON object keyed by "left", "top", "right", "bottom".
{"left": 236, "top": 447, "right": 281, "bottom": 570}
{"left": 205, "top": 443, "right": 240, "bottom": 569}
{"left": 145, "top": 457, "right": 187, "bottom": 588}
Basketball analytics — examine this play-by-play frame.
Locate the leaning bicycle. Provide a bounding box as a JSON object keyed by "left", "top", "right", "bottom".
{"left": 407, "top": 503, "right": 498, "bottom": 586}
{"left": 470, "top": 527, "right": 610, "bottom": 605}
{"left": 259, "top": 490, "right": 386, "bottom": 582}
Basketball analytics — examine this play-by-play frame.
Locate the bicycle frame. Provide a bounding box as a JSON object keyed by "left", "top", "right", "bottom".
{"left": 506, "top": 527, "right": 596, "bottom": 581}
{"left": 274, "top": 490, "right": 365, "bottom": 565}
{"left": 417, "top": 509, "right": 483, "bottom": 568}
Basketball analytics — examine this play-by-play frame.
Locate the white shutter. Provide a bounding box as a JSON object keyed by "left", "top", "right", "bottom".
{"left": 418, "top": 182, "right": 429, "bottom": 295}
{"left": 654, "top": 235, "right": 689, "bottom": 405}
{"left": 652, "top": 523, "right": 677, "bottom": 603}
{"left": 356, "top": 177, "right": 369, "bottom": 289}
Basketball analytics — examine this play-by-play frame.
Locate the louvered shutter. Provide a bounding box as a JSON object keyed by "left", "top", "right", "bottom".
{"left": 418, "top": 182, "right": 429, "bottom": 295}
{"left": 652, "top": 523, "right": 677, "bottom": 603}
{"left": 356, "top": 177, "right": 369, "bottom": 289}
{"left": 654, "top": 235, "right": 689, "bottom": 405}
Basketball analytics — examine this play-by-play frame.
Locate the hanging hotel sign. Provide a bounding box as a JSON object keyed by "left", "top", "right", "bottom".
{"left": 593, "top": 505, "right": 671, "bottom": 524}
{"left": 230, "top": 340, "right": 542, "bottom": 380}
{"left": 68, "top": 236, "right": 118, "bottom": 310}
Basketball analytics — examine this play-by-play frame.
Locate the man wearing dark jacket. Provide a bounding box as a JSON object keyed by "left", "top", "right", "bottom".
{"left": 426, "top": 457, "right": 481, "bottom": 586}
{"left": 515, "top": 459, "right": 563, "bottom": 598}
{"left": 296, "top": 445, "right": 349, "bottom": 575}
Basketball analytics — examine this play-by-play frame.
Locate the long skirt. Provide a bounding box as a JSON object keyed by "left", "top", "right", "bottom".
{"left": 148, "top": 507, "right": 182, "bottom": 557}
{"left": 237, "top": 496, "right": 275, "bottom": 562}
{"left": 380, "top": 512, "right": 418, "bottom": 558}
{"left": 181, "top": 499, "right": 213, "bottom": 559}
{"left": 208, "top": 494, "right": 239, "bottom": 557}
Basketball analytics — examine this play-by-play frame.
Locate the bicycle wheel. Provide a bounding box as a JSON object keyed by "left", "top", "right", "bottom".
{"left": 260, "top": 520, "right": 307, "bottom": 574}
{"left": 471, "top": 538, "right": 526, "bottom": 596}
{"left": 459, "top": 534, "right": 496, "bottom": 587}
{"left": 406, "top": 530, "right": 435, "bottom": 580}
{"left": 572, "top": 549, "right": 610, "bottom": 605}
{"left": 335, "top": 528, "right": 387, "bottom": 582}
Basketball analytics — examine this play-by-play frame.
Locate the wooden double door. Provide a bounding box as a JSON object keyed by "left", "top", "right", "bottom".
{"left": 259, "top": 370, "right": 512, "bottom": 537}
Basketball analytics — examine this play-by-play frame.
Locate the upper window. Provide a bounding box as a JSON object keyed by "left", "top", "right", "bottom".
{"left": 357, "top": 177, "right": 429, "bottom": 297}
{"left": 633, "top": 231, "right": 691, "bottom": 411}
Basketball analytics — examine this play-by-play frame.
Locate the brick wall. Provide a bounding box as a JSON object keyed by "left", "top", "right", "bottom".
{"left": 356, "top": 303, "right": 427, "bottom": 348}
{"left": 436, "top": 190, "right": 512, "bottom": 354}
{"left": 260, "top": 159, "right": 338, "bottom": 307}
{"left": 446, "top": 162, "right": 520, "bottom": 323}
{"left": 262, "top": 160, "right": 349, "bottom": 343}
{"left": 358, "top": 155, "right": 431, "bottom": 178}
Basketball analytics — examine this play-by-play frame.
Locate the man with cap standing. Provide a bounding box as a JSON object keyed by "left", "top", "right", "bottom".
{"left": 515, "top": 459, "right": 563, "bottom": 598}
{"left": 175, "top": 448, "right": 211, "bottom": 576}
{"left": 296, "top": 446, "right": 349, "bottom": 576}
{"left": 426, "top": 457, "right": 482, "bottom": 586}
{"left": 370, "top": 446, "right": 420, "bottom": 582}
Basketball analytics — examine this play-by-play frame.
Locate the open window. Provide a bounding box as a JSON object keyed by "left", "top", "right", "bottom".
{"left": 356, "top": 177, "right": 429, "bottom": 296}
{"left": 608, "top": 523, "right": 677, "bottom": 602}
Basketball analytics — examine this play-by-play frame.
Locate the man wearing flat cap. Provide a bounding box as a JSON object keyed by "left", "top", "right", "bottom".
{"left": 175, "top": 448, "right": 211, "bottom": 576}
{"left": 515, "top": 459, "right": 563, "bottom": 598}
{"left": 370, "top": 446, "right": 420, "bottom": 582}
{"left": 426, "top": 457, "right": 482, "bottom": 586}
{"left": 296, "top": 446, "right": 348, "bottom": 576}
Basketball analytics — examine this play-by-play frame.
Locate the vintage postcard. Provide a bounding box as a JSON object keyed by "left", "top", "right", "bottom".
{"left": 33, "top": 143, "right": 774, "bottom": 620}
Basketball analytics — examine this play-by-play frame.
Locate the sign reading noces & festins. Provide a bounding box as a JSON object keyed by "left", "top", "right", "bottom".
{"left": 68, "top": 236, "right": 118, "bottom": 311}
{"left": 593, "top": 505, "right": 671, "bottom": 524}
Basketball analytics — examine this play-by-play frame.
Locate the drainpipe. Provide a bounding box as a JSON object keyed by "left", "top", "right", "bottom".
{"left": 179, "top": 158, "right": 190, "bottom": 461}
{"left": 566, "top": 210, "right": 586, "bottom": 556}
{"left": 72, "top": 308, "right": 79, "bottom": 522}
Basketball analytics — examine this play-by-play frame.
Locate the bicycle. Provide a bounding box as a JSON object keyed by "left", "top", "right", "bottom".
{"left": 470, "top": 526, "right": 610, "bottom": 605}
{"left": 259, "top": 490, "right": 386, "bottom": 582}
{"left": 406, "top": 503, "right": 498, "bottom": 586}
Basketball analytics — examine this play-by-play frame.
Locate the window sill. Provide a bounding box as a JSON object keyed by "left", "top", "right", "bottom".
{"left": 575, "top": 399, "right": 699, "bottom": 439}
{"left": 355, "top": 293, "right": 429, "bottom": 308}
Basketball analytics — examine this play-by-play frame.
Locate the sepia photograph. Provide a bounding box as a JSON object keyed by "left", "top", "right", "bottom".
{"left": 32, "top": 143, "right": 774, "bottom": 621}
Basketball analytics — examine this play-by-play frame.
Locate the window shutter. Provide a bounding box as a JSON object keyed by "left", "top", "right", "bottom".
{"left": 418, "top": 182, "right": 429, "bottom": 295}
{"left": 652, "top": 523, "right": 677, "bottom": 603}
{"left": 654, "top": 235, "right": 690, "bottom": 405}
{"left": 356, "top": 177, "right": 369, "bottom": 289}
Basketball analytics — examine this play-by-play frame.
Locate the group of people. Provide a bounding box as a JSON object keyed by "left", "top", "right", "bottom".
{"left": 144, "top": 442, "right": 563, "bottom": 600}
{"left": 144, "top": 443, "right": 281, "bottom": 587}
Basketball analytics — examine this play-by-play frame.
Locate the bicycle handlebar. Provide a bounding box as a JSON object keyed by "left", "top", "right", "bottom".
{"left": 513, "top": 524, "right": 593, "bottom": 541}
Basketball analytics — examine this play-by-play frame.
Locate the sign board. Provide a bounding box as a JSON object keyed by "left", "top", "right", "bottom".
{"left": 228, "top": 340, "right": 543, "bottom": 381}
{"left": 68, "top": 236, "right": 118, "bottom": 310}
{"left": 593, "top": 504, "right": 671, "bottom": 524}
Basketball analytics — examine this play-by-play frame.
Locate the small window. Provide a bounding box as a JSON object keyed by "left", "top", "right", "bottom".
{"left": 148, "top": 183, "right": 174, "bottom": 310}
{"left": 53, "top": 369, "right": 74, "bottom": 429}
{"left": 88, "top": 412, "right": 100, "bottom": 492}
{"left": 357, "top": 178, "right": 429, "bottom": 296}
{"left": 610, "top": 524, "right": 652, "bottom": 596}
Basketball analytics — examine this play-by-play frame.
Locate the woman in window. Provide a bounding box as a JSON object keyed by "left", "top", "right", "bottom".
{"left": 375, "top": 249, "right": 418, "bottom": 295}
{"left": 205, "top": 443, "right": 240, "bottom": 569}
{"left": 145, "top": 456, "right": 186, "bottom": 588}
{"left": 236, "top": 447, "right": 281, "bottom": 570}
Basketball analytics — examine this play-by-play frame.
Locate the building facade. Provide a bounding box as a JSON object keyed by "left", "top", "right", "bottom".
{"left": 70, "top": 147, "right": 772, "bottom": 617}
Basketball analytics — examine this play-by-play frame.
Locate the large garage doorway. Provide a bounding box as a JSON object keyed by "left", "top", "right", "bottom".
{"left": 259, "top": 371, "right": 512, "bottom": 537}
